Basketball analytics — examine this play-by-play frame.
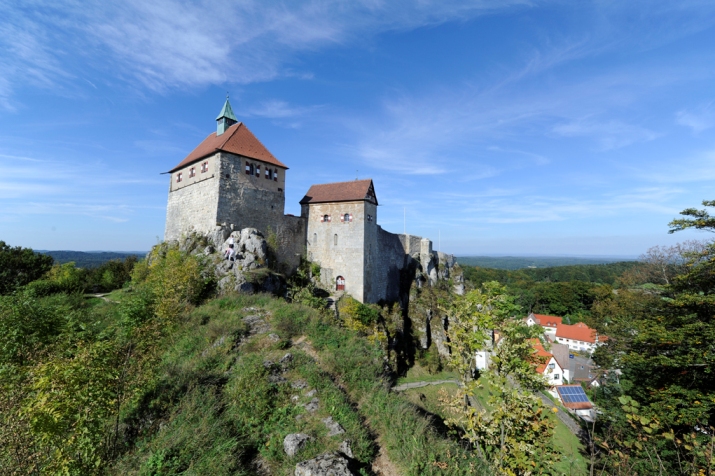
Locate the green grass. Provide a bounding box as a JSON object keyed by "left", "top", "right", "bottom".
{"left": 397, "top": 364, "right": 459, "bottom": 385}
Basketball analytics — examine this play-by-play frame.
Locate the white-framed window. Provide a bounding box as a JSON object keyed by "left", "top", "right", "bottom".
{"left": 341, "top": 213, "right": 352, "bottom": 223}
{"left": 548, "top": 363, "right": 555, "bottom": 369}
{"left": 553, "top": 374, "right": 560, "bottom": 380}
{"left": 256, "top": 165, "right": 260, "bottom": 176}
{"left": 176, "top": 172, "right": 182, "bottom": 183}
{"left": 274, "top": 169, "right": 278, "bottom": 181}
{"left": 245, "top": 163, "right": 251, "bottom": 175}
{"left": 321, "top": 214, "right": 331, "bottom": 223}
{"left": 201, "top": 161, "right": 208, "bottom": 173}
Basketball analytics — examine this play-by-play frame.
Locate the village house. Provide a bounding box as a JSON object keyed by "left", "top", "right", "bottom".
{"left": 554, "top": 322, "right": 605, "bottom": 353}
{"left": 531, "top": 339, "right": 564, "bottom": 387}
{"left": 525, "top": 313, "right": 562, "bottom": 337}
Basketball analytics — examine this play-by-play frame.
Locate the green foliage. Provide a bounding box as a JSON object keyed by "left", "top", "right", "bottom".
{"left": 0, "top": 290, "right": 67, "bottom": 365}
{"left": 286, "top": 259, "right": 327, "bottom": 310}
{"left": 463, "top": 264, "right": 617, "bottom": 319}
{"left": 588, "top": 200, "right": 715, "bottom": 474}
{"left": 133, "top": 246, "right": 212, "bottom": 322}
{"left": 0, "top": 240, "right": 54, "bottom": 295}
{"left": 441, "top": 282, "right": 558, "bottom": 475}
{"left": 23, "top": 340, "right": 121, "bottom": 475}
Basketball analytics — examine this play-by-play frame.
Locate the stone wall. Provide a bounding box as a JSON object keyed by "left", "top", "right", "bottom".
{"left": 367, "top": 225, "right": 407, "bottom": 303}
{"left": 164, "top": 169, "right": 219, "bottom": 242}
{"left": 216, "top": 152, "right": 286, "bottom": 232}
{"left": 306, "top": 201, "right": 368, "bottom": 301}
{"left": 272, "top": 215, "right": 307, "bottom": 274}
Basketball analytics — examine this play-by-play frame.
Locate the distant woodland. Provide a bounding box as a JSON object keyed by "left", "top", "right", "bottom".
{"left": 39, "top": 250, "right": 145, "bottom": 268}
{"left": 461, "top": 261, "right": 639, "bottom": 321}
{"left": 456, "top": 255, "right": 634, "bottom": 270}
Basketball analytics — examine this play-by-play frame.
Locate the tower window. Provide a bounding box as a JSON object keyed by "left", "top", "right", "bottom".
{"left": 334, "top": 234, "right": 338, "bottom": 246}
{"left": 274, "top": 169, "right": 278, "bottom": 181}
{"left": 250, "top": 164, "right": 255, "bottom": 175}
{"left": 256, "top": 165, "right": 260, "bottom": 176}
{"left": 176, "top": 172, "right": 182, "bottom": 183}
{"left": 189, "top": 167, "right": 195, "bottom": 178}
{"left": 313, "top": 233, "right": 317, "bottom": 245}
{"left": 201, "top": 161, "right": 208, "bottom": 173}
{"left": 245, "top": 163, "right": 250, "bottom": 174}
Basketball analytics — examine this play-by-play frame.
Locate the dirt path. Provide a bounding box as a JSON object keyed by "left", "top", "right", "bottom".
{"left": 292, "top": 335, "right": 402, "bottom": 476}
{"left": 392, "top": 379, "right": 461, "bottom": 392}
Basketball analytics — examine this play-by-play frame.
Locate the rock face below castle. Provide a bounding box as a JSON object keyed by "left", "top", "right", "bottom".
{"left": 163, "top": 99, "right": 457, "bottom": 303}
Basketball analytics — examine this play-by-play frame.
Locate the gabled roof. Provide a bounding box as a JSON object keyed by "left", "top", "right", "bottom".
{"left": 555, "top": 322, "right": 600, "bottom": 344}
{"left": 532, "top": 314, "right": 563, "bottom": 328}
{"left": 168, "top": 122, "right": 286, "bottom": 173}
{"left": 550, "top": 342, "right": 571, "bottom": 370}
{"left": 300, "top": 179, "right": 378, "bottom": 205}
{"left": 530, "top": 339, "right": 561, "bottom": 374}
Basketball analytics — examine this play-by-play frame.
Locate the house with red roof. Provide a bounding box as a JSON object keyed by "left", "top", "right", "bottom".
{"left": 525, "top": 313, "right": 562, "bottom": 336}
{"left": 530, "top": 339, "right": 564, "bottom": 387}
{"left": 554, "top": 322, "right": 605, "bottom": 353}
{"left": 163, "top": 99, "right": 457, "bottom": 303}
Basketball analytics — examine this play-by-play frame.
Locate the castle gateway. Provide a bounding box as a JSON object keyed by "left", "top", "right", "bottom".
{"left": 164, "top": 99, "right": 454, "bottom": 303}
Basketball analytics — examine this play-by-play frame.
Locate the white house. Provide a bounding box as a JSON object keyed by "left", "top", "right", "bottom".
{"left": 525, "top": 313, "right": 563, "bottom": 337}
{"left": 532, "top": 339, "right": 564, "bottom": 387}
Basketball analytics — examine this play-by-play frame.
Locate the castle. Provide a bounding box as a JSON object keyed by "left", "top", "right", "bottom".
{"left": 165, "top": 99, "right": 454, "bottom": 303}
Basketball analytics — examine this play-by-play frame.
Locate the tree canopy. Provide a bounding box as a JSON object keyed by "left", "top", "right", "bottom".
{"left": 0, "top": 241, "right": 54, "bottom": 295}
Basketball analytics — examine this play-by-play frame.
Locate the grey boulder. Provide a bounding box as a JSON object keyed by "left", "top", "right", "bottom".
{"left": 294, "top": 452, "right": 355, "bottom": 476}
{"left": 284, "top": 433, "right": 312, "bottom": 457}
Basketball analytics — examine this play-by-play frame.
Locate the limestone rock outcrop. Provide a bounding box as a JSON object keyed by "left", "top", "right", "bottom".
{"left": 294, "top": 452, "right": 355, "bottom": 476}
{"left": 284, "top": 433, "right": 312, "bottom": 457}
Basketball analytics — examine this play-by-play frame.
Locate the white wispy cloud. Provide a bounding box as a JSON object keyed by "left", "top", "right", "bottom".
{"left": 676, "top": 104, "right": 714, "bottom": 133}
{"left": 0, "top": 0, "right": 534, "bottom": 108}
{"left": 552, "top": 118, "right": 658, "bottom": 150}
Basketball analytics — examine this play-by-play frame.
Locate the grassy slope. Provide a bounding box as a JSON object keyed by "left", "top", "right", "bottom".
{"left": 104, "top": 292, "right": 487, "bottom": 475}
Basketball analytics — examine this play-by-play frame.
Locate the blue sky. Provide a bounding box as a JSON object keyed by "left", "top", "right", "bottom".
{"left": 1, "top": 0, "right": 714, "bottom": 255}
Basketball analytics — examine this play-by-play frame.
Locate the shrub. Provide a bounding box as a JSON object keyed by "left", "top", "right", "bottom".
{"left": 0, "top": 241, "right": 54, "bottom": 295}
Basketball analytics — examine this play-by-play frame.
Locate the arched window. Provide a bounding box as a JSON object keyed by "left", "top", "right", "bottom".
{"left": 343, "top": 213, "right": 350, "bottom": 223}
{"left": 336, "top": 276, "right": 345, "bottom": 291}
{"left": 313, "top": 233, "right": 317, "bottom": 245}
{"left": 334, "top": 234, "right": 338, "bottom": 246}
{"left": 322, "top": 214, "right": 330, "bottom": 223}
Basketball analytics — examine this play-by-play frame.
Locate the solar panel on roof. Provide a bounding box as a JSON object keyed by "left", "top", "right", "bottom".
{"left": 557, "top": 386, "right": 591, "bottom": 404}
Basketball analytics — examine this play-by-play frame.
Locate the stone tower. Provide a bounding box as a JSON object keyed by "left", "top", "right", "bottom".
{"left": 300, "top": 179, "right": 379, "bottom": 302}
{"left": 164, "top": 98, "right": 289, "bottom": 242}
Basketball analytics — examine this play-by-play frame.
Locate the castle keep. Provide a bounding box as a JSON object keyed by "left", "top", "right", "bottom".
{"left": 165, "top": 99, "right": 455, "bottom": 303}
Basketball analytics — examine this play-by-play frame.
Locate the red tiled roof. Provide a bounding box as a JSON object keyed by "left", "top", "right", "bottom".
{"left": 533, "top": 314, "right": 563, "bottom": 327}
{"left": 168, "top": 122, "right": 286, "bottom": 173}
{"left": 556, "top": 322, "right": 599, "bottom": 344}
{"left": 300, "top": 179, "right": 378, "bottom": 205}
{"left": 530, "top": 339, "right": 559, "bottom": 374}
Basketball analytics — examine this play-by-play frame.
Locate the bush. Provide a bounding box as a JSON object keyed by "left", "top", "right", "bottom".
{"left": 0, "top": 241, "right": 54, "bottom": 295}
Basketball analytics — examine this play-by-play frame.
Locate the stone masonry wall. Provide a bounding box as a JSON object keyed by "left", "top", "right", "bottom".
{"left": 216, "top": 152, "right": 286, "bottom": 232}
{"left": 164, "top": 157, "right": 220, "bottom": 241}
{"left": 368, "top": 225, "right": 408, "bottom": 303}
{"left": 306, "top": 201, "right": 367, "bottom": 301}
{"left": 272, "top": 214, "right": 307, "bottom": 274}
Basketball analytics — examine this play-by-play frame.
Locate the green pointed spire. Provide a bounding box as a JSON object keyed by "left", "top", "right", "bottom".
{"left": 216, "top": 94, "right": 238, "bottom": 135}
